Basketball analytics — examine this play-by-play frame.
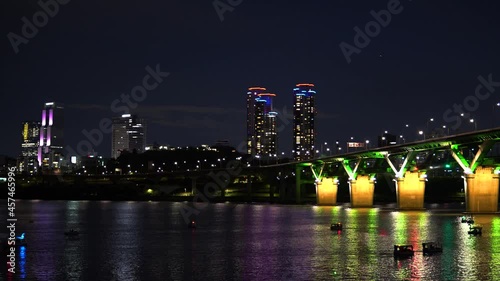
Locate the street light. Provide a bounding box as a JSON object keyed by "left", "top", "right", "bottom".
{"left": 419, "top": 130, "right": 425, "bottom": 140}
{"left": 470, "top": 119, "right": 477, "bottom": 131}
{"left": 427, "top": 118, "right": 434, "bottom": 136}
{"left": 492, "top": 103, "right": 500, "bottom": 127}
{"left": 365, "top": 140, "right": 370, "bottom": 150}
{"left": 442, "top": 125, "right": 449, "bottom": 135}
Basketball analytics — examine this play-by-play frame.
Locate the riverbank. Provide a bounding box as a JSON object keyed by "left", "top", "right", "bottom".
{"left": 0, "top": 182, "right": 469, "bottom": 205}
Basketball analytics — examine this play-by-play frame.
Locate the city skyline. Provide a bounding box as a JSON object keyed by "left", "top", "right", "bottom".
{"left": 2, "top": 1, "right": 500, "bottom": 159}
{"left": 3, "top": 2, "right": 500, "bottom": 280}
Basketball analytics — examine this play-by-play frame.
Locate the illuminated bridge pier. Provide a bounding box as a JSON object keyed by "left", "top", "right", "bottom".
{"left": 289, "top": 128, "right": 500, "bottom": 213}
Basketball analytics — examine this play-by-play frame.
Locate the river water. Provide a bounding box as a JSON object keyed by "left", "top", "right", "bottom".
{"left": 1, "top": 200, "right": 499, "bottom": 281}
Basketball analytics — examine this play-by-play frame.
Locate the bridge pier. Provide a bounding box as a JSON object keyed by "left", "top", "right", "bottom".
{"left": 191, "top": 177, "right": 197, "bottom": 195}
{"left": 296, "top": 165, "right": 302, "bottom": 204}
{"left": 349, "top": 175, "right": 375, "bottom": 207}
{"left": 464, "top": 167, "right": 499, "bottom": 213}
{"left": 316, "top": 177, "right": 338, "bottom": 205}
{"left": 279, "top": 174, "right": 286, "bottom": 203}
{"left": 396, "top": 171, "right": 426, "bottom": 209}
{"left": 247, "top": 176, "right": 252, "bottom": 202}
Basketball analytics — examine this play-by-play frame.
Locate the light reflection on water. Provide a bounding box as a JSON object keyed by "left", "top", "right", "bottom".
{"left": 0, "top": 201, "right": 499, "bottom": 280}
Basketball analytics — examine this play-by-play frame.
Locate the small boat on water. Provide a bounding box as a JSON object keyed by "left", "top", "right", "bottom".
{"left": 468, "top": 225, "right": 482, "bottom": 235}
{"left": 460, "top": 216, "right": 474, "bottom": 224}
{"left": 330, "top": 222, "right": 342, "bottom": 231}
{"left": 422, "top": 242, "right": 442, "bottom": 254}
{"left": 64, "top": 229, "right": 79, "bottom": 236}
{"left": 394, "top": 245, "right": 414, "bottom": 258}
{"left": 188, "top": 221, "right": 196, "bottom": 229}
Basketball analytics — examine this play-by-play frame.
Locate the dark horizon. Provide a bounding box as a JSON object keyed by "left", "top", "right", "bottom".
{"left": 2, "top": 0, "right": 500, "bottom": 159}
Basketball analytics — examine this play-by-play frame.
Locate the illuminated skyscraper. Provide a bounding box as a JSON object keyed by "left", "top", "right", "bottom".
{"left": 19, "top": 121, "right": 40, "bottom": 174}
{"left": 246, "top": 87, "right": 278, "bottom": 157}
{"left": 111, "top": 114, "right": 146, "bottom": 158}
{"left": 293, "top": 84, "right": 316, "bottom": 161}
{"left": 38, "top": 102, "right": 64, "bottom": 171}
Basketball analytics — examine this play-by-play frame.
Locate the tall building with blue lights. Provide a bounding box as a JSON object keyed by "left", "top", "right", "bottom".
{"left": 247, "top": 87, "right": 278, "bottom": 157}
{"left": 293, "top": 84, "right": 316, "bottom": 161}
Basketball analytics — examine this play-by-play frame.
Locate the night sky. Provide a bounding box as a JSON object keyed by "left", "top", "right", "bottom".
{"left": 2, "top": 0, "right": 500, "bottom": 158}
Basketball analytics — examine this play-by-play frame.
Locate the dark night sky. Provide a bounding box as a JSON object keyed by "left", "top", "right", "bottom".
{"left": 1, "top": 0, "right": 500, "bottom": 158}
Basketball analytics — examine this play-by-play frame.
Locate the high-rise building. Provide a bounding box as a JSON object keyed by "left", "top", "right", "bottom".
{"left": 111, "top": 114, "right": 146, "bottom": 158}
{"left": 38, "top": 102, "right": 64, "bottom": 171}
{"left": 19, "top": 121, "right": 40, "bottom": 174}
{"left": 246, "top": 87, "right": 278, "bottom": 157}
{"left": 293, "top": 83, "right": 316, "bottom": 161}
{"left": 247, "top": 87, "right": 266, "bottom": 155}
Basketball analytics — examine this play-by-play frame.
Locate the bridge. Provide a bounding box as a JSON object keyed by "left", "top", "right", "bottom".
{"left": 268, "top": 127, "right": 500, "bottom": 213}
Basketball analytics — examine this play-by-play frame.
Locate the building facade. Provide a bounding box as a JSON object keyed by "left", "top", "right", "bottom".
{"left": 19, "top": 121, "right": 40, "bottom": 174}
{"left": 38, "top": 102, "right": 64, "bottom": 171}
{"left": 111, "top": 114, "right": 146, "bottom": 158}
{"left": 293, "top": 84, "right": 316, "bottom": 161}
{"left": 246, "top": 87, "right": 278, "bottom": 157}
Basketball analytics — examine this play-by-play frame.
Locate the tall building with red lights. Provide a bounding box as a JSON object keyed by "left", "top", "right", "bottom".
{"left": 247, "top": 87, "right": 278, "bottom": 157}
{"left": 293, "top": 84, "right": 316, "bottom": 161}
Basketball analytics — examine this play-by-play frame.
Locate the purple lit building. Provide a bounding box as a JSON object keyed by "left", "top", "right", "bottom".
{"left": 38, "top": 102, "right": 64, "bottom": 171}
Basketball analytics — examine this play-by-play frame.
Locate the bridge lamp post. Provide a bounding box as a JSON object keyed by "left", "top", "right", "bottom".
{"left": 365, "top": 140, "right": 369, "bottom": 150}
{"left": 427, "top": 118, "right": 434, "bottom": 136}
{"left": 335, "top": 140, "right": 339, "bottom": 154}
{"left": 402, "top": 124, "right": 409, "bottom": 141}
{"left": 470, "top": 119, "right": 477, "bottom": 131}
{"left": 419, "top": 130, "right": 425, "bottom": 140}
{"left": 326, "top": 148, "right": 331, "bottom": 155}
{"left": 399, "top": 135, "right": 404, "bottom": 144}
{"left": 322, "top": 142, "right": 328, "bottom": 155}
{"left": 442, "top": 125, "right": 449, "bottom": 135}
{"left": 492, "top": 103, "right": 500, "bottom": 127}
